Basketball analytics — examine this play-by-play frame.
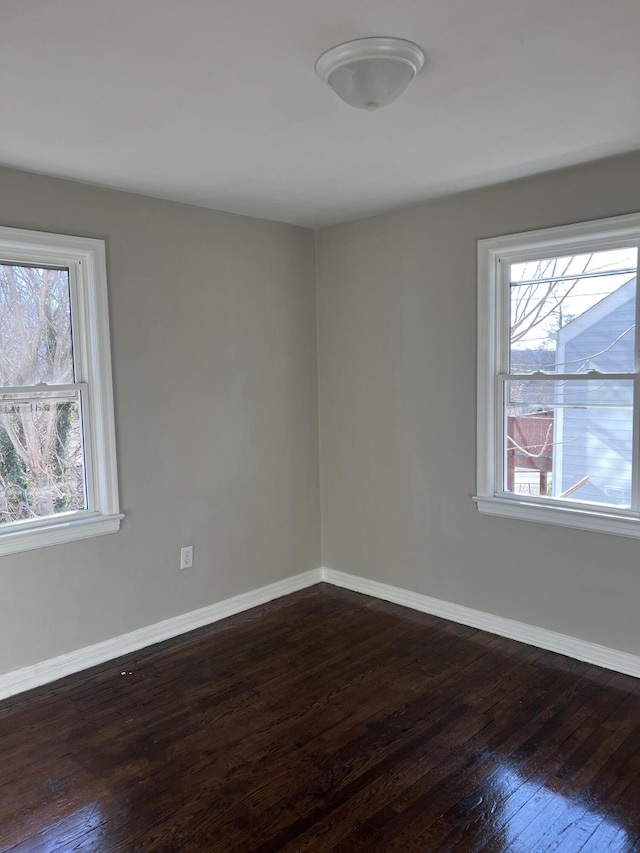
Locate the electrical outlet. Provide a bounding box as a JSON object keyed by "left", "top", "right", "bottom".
{"left": 180, "top": 546, "right": 193, "bottom": 570}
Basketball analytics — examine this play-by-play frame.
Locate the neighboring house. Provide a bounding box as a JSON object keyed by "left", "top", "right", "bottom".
{"left": 554, "top": 277, "right": 636, "bottom": 506}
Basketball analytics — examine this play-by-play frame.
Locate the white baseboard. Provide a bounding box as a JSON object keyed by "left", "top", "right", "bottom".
{"left": 321, "top": 568, "right": 640, "bottom": 679}
{"left": 3, "top": 565, "right": 639, "bottom": 701}
{"left": 0, "top": 568, "right": 323, "bottom": 701}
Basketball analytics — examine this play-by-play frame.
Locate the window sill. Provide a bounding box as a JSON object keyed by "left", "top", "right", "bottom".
{"left": 0, "top": 513, "right": 124, "bottom": 557}
{"left": 473, "top": 495, "right": 640, "bottom": 539}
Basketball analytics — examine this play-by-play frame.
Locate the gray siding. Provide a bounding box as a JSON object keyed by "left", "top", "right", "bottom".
{"left": 555, "top": 280, "right": 635, "bottom": 506}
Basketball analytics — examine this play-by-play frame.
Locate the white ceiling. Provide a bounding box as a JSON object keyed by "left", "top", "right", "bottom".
{"left": 2, "top": 0, "right": 640, "bottom": 228}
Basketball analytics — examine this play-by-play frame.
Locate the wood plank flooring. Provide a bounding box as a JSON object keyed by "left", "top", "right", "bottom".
{"left": 1, "top": 583, "right": 640, "bottom": 852}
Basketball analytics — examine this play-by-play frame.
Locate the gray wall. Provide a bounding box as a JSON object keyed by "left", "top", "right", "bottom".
{"left": 316, "top": 151, "right": 640, "bottom": 657}
{"left": 4, "top": 149, "right": 640, "bottom": 678}
{"left": 0, "top": 166, "right": 320, "bottom": 675}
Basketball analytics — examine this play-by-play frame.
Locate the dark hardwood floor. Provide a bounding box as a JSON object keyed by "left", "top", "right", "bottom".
{"left": 1, "top": 584, "right": 640, "bottom": 852}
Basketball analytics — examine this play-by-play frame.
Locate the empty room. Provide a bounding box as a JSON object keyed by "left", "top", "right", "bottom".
{"left": 1, "top": 1, "right": 640, "bottom": 851}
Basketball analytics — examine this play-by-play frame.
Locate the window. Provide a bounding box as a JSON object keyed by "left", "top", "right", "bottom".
{"left": 475, "top": 213, "right": 640, "bottom": 538}
{"left": 0, "top": 226, "right": 122, "bottom": 554}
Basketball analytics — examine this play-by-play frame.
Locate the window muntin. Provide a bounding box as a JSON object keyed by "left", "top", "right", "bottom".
{"left": 0, "top": 227, "right": 121, "bottom": 554}
{"left": 475, "top": 214, "right": 640, "bottom": 537}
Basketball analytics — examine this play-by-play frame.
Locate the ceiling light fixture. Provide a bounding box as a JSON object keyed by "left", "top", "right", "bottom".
{"left": 315, "top": 37, "right": 425, "bottom": 111}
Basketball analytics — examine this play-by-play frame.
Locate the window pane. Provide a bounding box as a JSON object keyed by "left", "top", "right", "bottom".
{"left": 0, "top": 265, "right": 74, "bottom": 386}
{"left": 0, "top": 393, "right": 86, "bottom": 524}
{"left": 504, "top": 379, "right": 633, "bottom": 507}
{"left": 509, "top": 248, "right": 637, "bottom": 373}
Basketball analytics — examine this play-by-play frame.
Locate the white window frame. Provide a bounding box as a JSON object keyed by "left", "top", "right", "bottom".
{"left": 0, "top": 226, "right": 122, "bottom": 555}
{"left": 474, "top": 212, "right": 640, "bottom": 538}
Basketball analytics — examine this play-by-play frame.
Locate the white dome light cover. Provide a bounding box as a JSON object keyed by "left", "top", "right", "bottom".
{"left": 315, "top": 37, "right": 425, "bottom": 111}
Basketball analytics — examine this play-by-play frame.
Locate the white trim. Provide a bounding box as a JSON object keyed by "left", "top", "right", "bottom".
{"left": 479, "top": 212, "right": 640, "bottom": 257}
{"left": 476, "top": 212, "right": 640, "bottom": 537}
{"left": 0, "top": 512, "right": 123, "bottom": 557}
{"left": 2, "top": 566, "right": 639, "bottom": 700}
{"left": 321, "top": 568, "right": 640, "bottom": 679}
{"left": 0, "top": 226, "right": 121, "bottom": 553}
{"left": 0, "top": 569, "right": 323, "bottom": 700}
{"left": 473, "top": 495, "right": 640, "bottom": 538}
